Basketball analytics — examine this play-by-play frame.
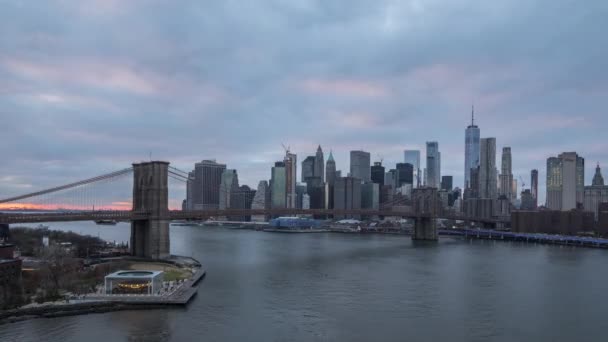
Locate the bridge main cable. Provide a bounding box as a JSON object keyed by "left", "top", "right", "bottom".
{"left": 0, "top": 167, "right": 134, "bottom": 204}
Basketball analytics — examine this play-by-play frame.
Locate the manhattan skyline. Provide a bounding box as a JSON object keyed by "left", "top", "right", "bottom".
{"left": 1, "top": 1, "right": 607, "bottom": 206}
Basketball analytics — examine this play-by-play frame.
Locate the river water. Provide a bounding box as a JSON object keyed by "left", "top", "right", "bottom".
{"left": 1, "top": 221, "right": 607, "bottom": 342}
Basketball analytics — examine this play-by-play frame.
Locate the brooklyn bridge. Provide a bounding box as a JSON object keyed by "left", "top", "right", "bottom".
{"left": 0, "top": 161, "right": 508, "bottom": 259}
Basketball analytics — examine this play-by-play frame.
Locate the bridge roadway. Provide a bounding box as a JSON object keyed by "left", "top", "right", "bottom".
{"left": 0, "top": 209, "right": 509, "bottom": 225}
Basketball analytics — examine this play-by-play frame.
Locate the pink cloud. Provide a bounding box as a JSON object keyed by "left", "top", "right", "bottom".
{"left": 299, "top": 78, "right": 389, "bottom": 97}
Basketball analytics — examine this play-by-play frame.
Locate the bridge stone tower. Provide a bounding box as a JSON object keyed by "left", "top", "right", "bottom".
{"left": 412, "top": 187, "right": 439, "bottom": 241}
{"left": 131, "top": 161, "right": 170, "bottom": 259}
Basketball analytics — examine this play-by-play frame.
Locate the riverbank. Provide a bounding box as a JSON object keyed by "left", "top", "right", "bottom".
{"left": 1, "top": 264, "right": 206, "bottom": 325}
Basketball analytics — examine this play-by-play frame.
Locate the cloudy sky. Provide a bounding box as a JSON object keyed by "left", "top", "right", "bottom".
{"left": 1, "top": 0, "right": 607, "bottom": 206}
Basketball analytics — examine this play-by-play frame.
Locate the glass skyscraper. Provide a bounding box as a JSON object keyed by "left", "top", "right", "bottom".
{"left": 404, "top": 150, "right": 421, "bottom": 187}
{"left": 464, "top": 107, "right": 480, "bottom": 189}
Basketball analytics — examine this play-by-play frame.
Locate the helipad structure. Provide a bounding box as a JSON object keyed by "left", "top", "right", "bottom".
{"left": 104, "top": 270, "right": 164, "bottom": 295}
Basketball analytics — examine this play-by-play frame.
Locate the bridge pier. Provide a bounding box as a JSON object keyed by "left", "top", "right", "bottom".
{"left": 131, "top": 161, "right": 170, "bottom": 259}
{"left": 413, "top": 217, "right": 438, "bottom": 241}
{"left": 411, "top": 187, "right": 439, "bottom": 242}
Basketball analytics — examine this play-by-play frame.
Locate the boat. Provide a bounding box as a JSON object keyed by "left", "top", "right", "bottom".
{"left": 95, "top": 220, "right": 117, "bottom": 225}
{"left": 36, "top": 224, "right": 49, "bottom": 229}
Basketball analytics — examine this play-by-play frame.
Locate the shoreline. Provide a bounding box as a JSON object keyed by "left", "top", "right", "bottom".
{"left": 1, "top": 265, "right": 206, "bottom": 326}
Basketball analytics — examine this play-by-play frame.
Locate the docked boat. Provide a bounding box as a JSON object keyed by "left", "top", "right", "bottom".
{"left": 95, "top": 220, "right": 117, "bottom": 225}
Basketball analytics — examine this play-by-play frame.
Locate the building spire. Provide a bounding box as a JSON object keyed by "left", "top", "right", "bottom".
{"left": 471, "top": 104, "right": 475, "bottom": 126}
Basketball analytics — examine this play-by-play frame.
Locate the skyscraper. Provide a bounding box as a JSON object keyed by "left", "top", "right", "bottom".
{"left": 191, "top": 160, "right": 226, "bottom": 210}
{"left": 350, "top": 150, "right": 371, "bottom": 183}
{"left": 334, "top": 176, "right": 362, "bottom": 219}
{"left": 425, "top": 142, "right": 441, "bottom": 188}
{"left": 499, "top": 147, "right": 514, "bottom": 201}
{"left": 284, "top": 151, "right": 297, "bottom": 208}
{"left": 464, "top": 106, "right": 480, "bottom": 189}
{"left": 546, "top": 152, "right": 585, "bottom": 210}
{"left": 251, "top": 180, "right": 271, "bottom": 221}
{"left": 314, "top": 145, "right": 324, "bottom": 182}
{"left": 404, "top": 150, "right": 421, "bottom": 187}
{"left": 396, "top": 163, "right": 414, "bottom": 186}
{"left": 584, "top": 163, "right": 608, "bottom": 219}
{"left": 219, "top": 169, "right": 239, "bottom": 210}
{"left": 301, "top": 156, "right": 315, "bottom": 182}
{"left": 271, "top": 161, "right": 287, "bottom": 209}
{"left": 531, "top": 169, "right": 539, "bottom": 207}
{"left": 479, "top": 138, "right": 497, "bottom": 199}
{"left": 371, "top": 162, "right": 385, "bottom": 186}
{"left": 326, "top": 150, "right": 337, "bottom": 185}
{"left": 441, "top": 176, "right": 453, "bottom": 191}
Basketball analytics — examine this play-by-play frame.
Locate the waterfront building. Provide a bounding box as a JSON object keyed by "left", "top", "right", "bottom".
{"left": 441, "top": 176, "right": 453, "bottom": 191}
{"left": 191, "top": 160, "right": 226, "bottom": 210}
{"left": 464, "top": 107, "right": 480, "bottom": 189}
{"left": 326, "top": 151, "right": 337, "bottom": 185}
{"left": 301, "top": 156, "right": 315, "bottom": 182}
{"left": 584, "top": 163, "right": 608, "bottom": 219}
{"left": 104, "top": 270, "right": 164, "bottom": 295}
{"left": 404, "top": 150, "right": 421, "bottom": 187}
{"left": 251, "top": 180, "right": 271, "bottom": 221}
{"left": 271, "top": 162, "right": 287, "bottom": 209}
{"left": 479, "top": 138, "right": 497, "bottom": 199}
{"left": 546, "top": 152, "right": 585, "bottom": 210}
{"left": 284, "top": 152, "right": 297, "bottom": 208}
{"left": 334, "top": 177, "right": 362, "bottom": 219}
{"left": 512, "top": 210, "right": 594, "bottom": 235}
{"left": 396, "top": 163, "right": 414, "bottom": 187}
{"left": 315, "top": 145, "right": 325, "bottom": 182}
{"left": 425, "top": 142, "right": 441, "bottom": 188}
{"left": 531, "top": 169, "right": 539, "bottom": 207}
{"left": 371, "top": 162, "right": 385, "bottom": 186}
{"left": 350, "top": 150, "right": 371, "bottom": 183}
{"left": 219, "top": 169, "right": 239, "bottom": 210}
{"left": 499, "top": 147, "right": 514, "bottom": 202}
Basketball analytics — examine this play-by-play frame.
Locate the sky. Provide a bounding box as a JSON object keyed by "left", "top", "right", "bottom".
{"left": 1, "top": 0, "right": 607, "bottom": 207}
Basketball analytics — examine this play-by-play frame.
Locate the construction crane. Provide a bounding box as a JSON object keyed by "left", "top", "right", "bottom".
{"left": 281, "top": 143, "right": 290, "bottom": 154}
{"left": 519, "top": 176, "right": 526, "bottom": 191}
{"left": 376, "top": 154, "right": 384, "bottom": 165}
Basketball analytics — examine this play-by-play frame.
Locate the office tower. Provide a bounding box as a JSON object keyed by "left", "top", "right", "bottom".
{"left": 334, "top": 177, "right": 362, "bottom": 219}
{"left": 219, "top": 169, "right": 239, "bottom": 210}
{"left": 441, "top": 176, "right": 453, "bottom": 191}
{"left": 371, "top": 162, "right": 385, "bottom": 186}
{"left": 404, "top": 150, "right": 421, "bottom": 187}
{"left": 425, "top": 142, "right": 441, "bottom": 188}
{"left": 314, "top": 145, "right": 325, "bottom": 182}
{"left": 512, "top": 179, "right": 518, "bottom": 201}
{"left": 584, "top": 163, "right": 608, "bottom": 219}
{"left": 230, "top": 185, "right": 257, "bottom": 221}
{"left": 546, "top": 152, "right": 585, "bottom": 210}
{"left": 185, "top": 171, "right": 194, "bottom": 210}
{"left": 531, "top": 169, "right": 539, "bottom": 207}
{"left": 271, "top": 162, "right": 287, "bottom": 209}
{"left": 385, "top": 170, "right": 397, "bottom": 189}
{"left": 479, "top": 138, "right": 497, "bottom": 199}
{"left": 301, "top": 156, "right": 315, "bottom": 182}
{"left": 520, "top": 189, "right": 536, "bottom": 210}
{"left": 326, "top": 150, "right": 337, "bottom": 185}
{"left": 192, "top": 160, "right": 226, "bottom": 210}
{"left": 251, "top": 181, "right": 271, "bottom": 221}
{"left": 499, "top": 147, "right": 514, "bottom": 201}
{"left": 464, "top": 106, "right": 480, "bottom": 189}
{"left": 296, "top": 184, "right": 307, "bottom": 209}
{"left": 396, "top": 163, "right": 414, "bottom": 186}
{"left": 306, "top": 177, "right": 325, "bottom": 209}
{"left": 361, "top": 182, "right": 380, "bottom": 210}
{"left": 350, "top": 150, "right": 371, "bottom": 183}
{"left": 284, "top": 152, "right": 297, "bottom": 208}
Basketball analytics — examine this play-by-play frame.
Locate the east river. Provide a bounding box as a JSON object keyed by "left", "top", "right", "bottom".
{"left": 1, "top": 222, "right": 608, "bottom": 342}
